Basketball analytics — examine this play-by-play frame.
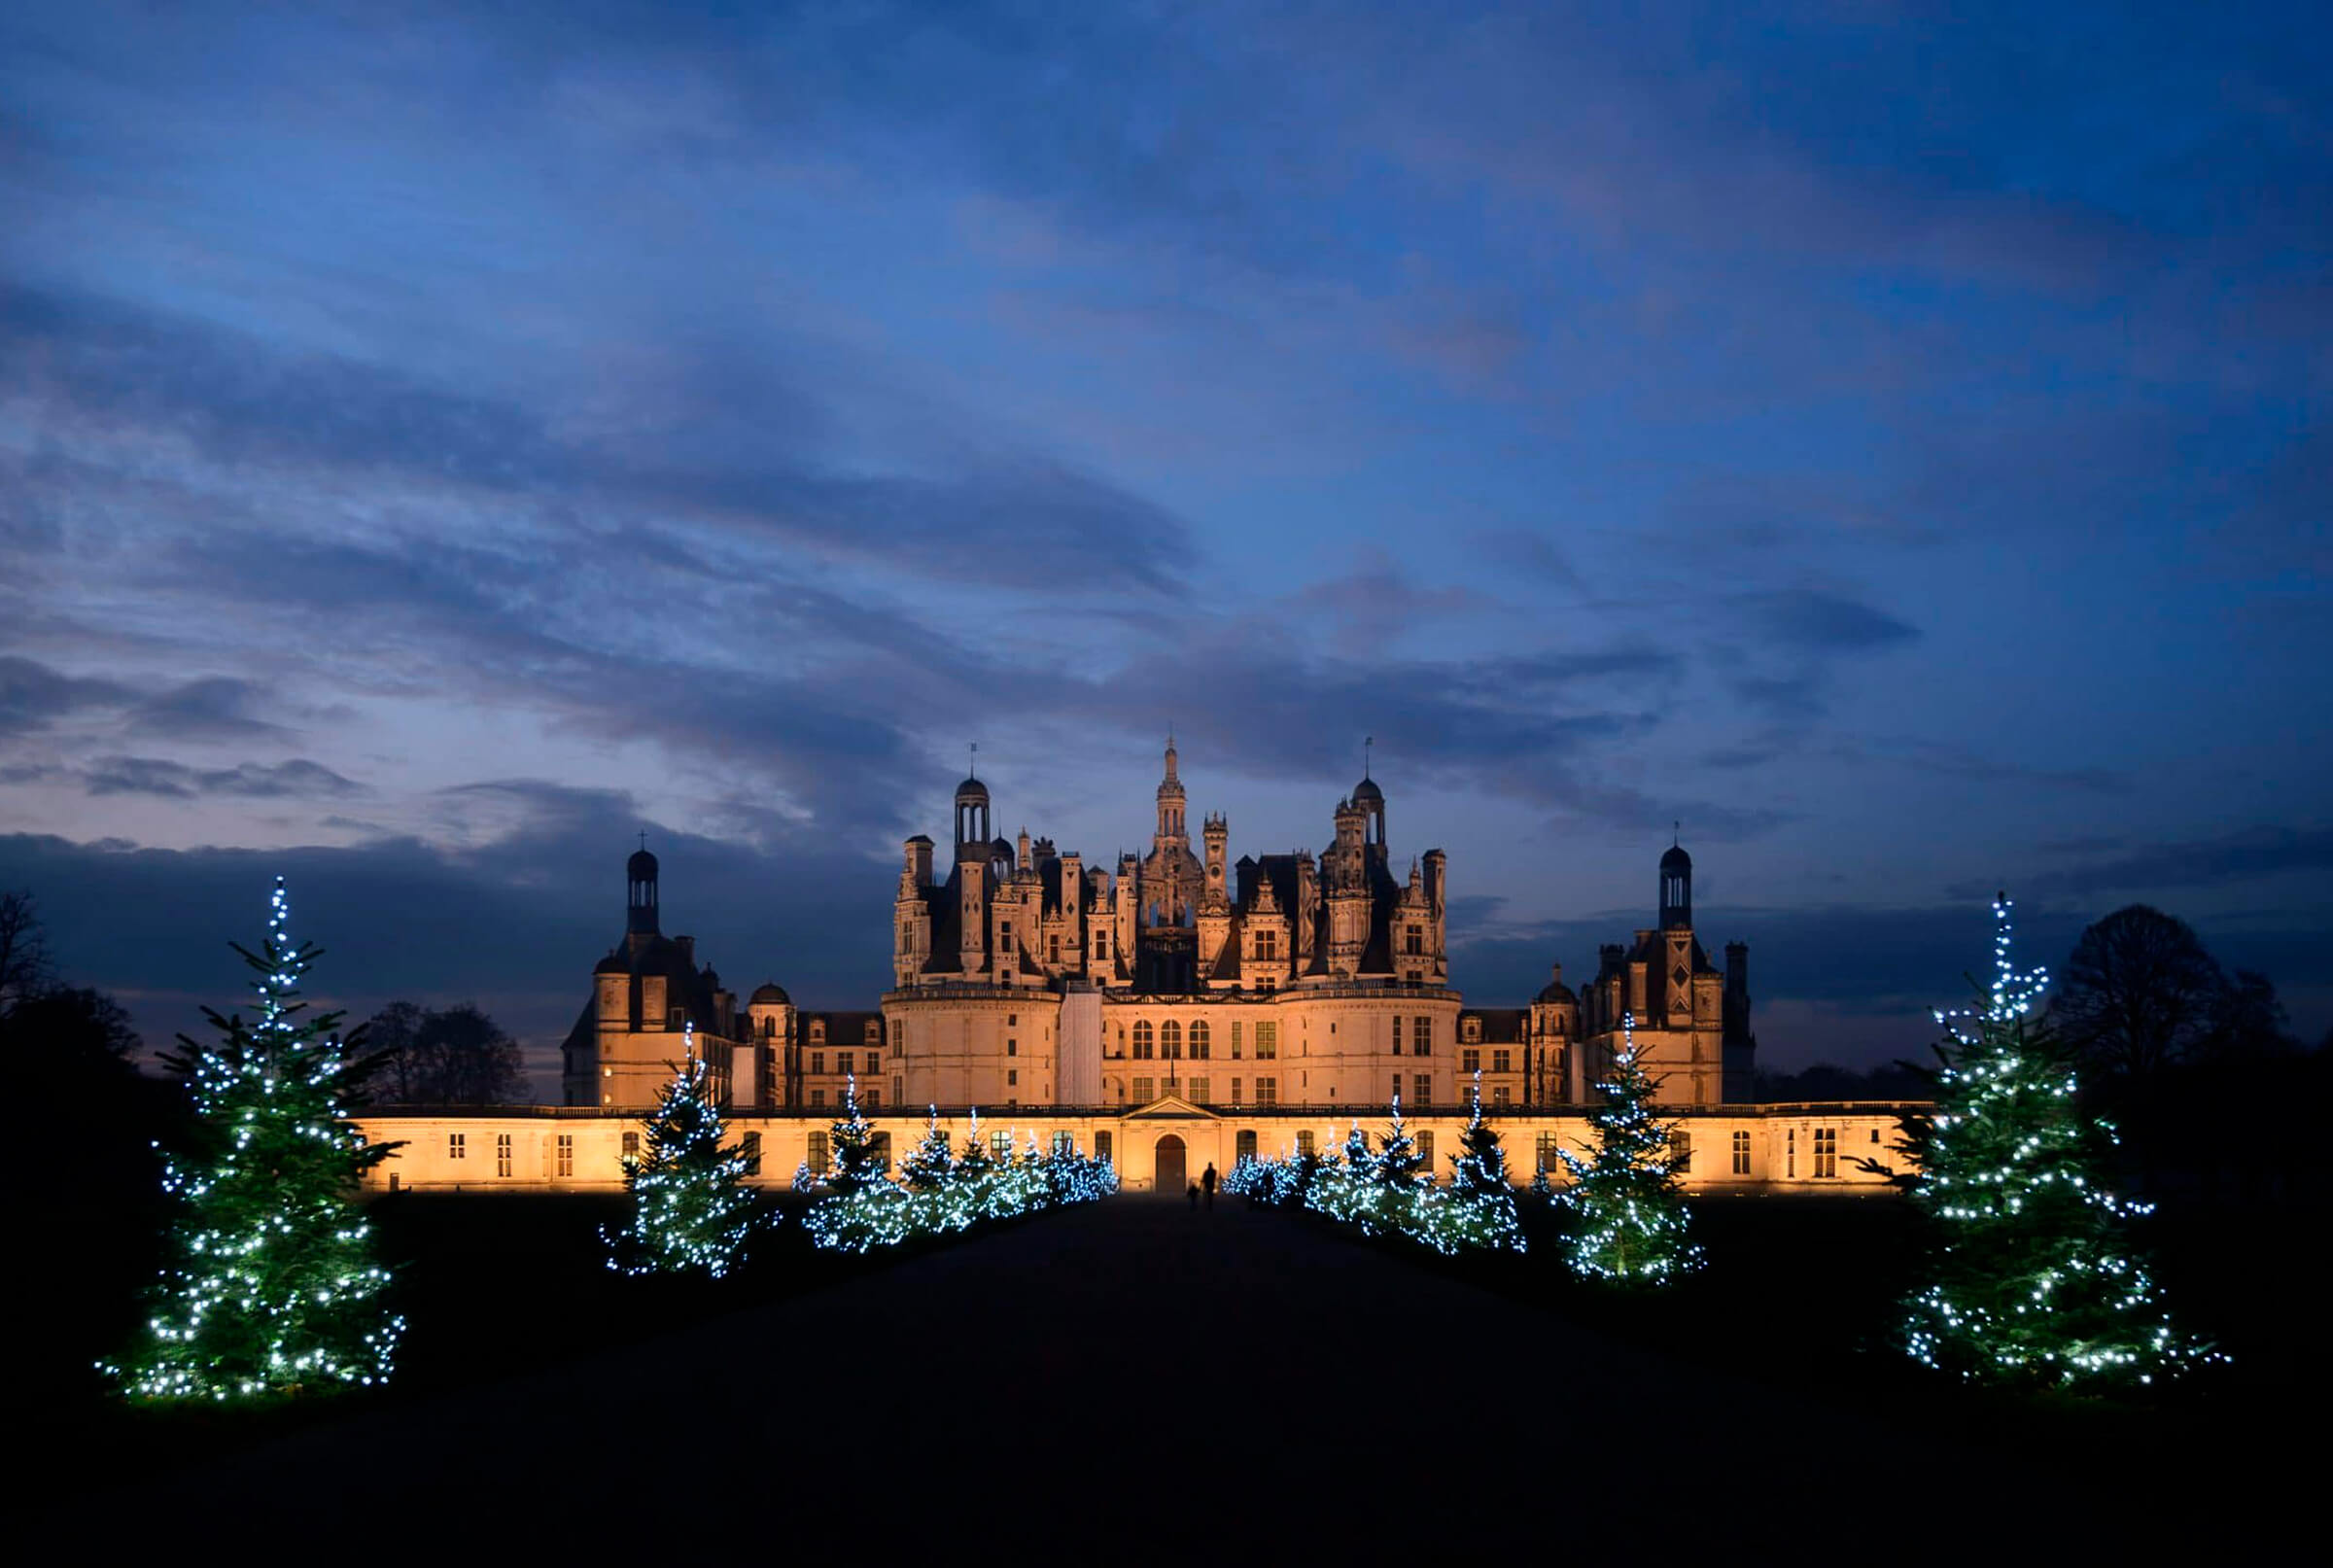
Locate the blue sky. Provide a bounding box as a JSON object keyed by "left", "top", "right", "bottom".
{"left": 3, "top": 1, "right": 2326, "bottom": 1085}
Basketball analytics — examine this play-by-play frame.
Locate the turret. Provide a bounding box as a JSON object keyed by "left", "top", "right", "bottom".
{"left": 1660, "top": 840, "right": 1691, "bottom": 930}
{"left": 1202, "top": 813, "right": 1229, "bottom": 909}
{"left": 1155, "top": 736, "right": 1188, "bottom": 844}
{"left": 954, "top": 775, "right": 992, "bottom": 863}
{"left": 627, "top": 843, "right": 659, "bottom": 936}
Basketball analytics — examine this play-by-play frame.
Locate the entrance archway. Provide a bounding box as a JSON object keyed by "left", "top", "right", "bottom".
{"left": 1153, "top": 1133, "right": 1186, "bottom": 1195}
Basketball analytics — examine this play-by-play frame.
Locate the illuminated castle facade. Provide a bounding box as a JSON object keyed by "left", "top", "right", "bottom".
{"left": 561, "top": 743, "right": 1753, "bottom": 1118}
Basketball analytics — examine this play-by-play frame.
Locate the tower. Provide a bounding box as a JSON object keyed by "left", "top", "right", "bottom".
{"left": 955, "top": 774, "right": 992, "bottom": 862}
{"left": 1659, "top": 840, "right": 1691, "bottom": 930}
{"left": 627, "top": 841, "right": 659, "bottom": 937}
{"left": 1155, "top": 736, "right": 1188, "bottom": 848}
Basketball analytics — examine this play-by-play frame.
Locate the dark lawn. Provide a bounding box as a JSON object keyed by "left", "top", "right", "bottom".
{"left": 34, "top": 1185, "right": 2316, "bottom": 1553}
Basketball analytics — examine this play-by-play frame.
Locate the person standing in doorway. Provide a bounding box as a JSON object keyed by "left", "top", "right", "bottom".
{"left": 1201, "top": 1162, "right": 1218, "bottom": 1210}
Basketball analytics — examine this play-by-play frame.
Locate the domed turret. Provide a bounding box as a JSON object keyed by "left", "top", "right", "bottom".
{"left": 749, "top": 981, "right": 790, "bottom": 1006}
{"left": 955, "top": 771, "right": 992, "bottom": 859}
{"left": 1659, "top": 838, "right": 1691, "bottom": 929}
{"left": 626, "top": 840, "right": 660, "bottom": 936}
{"left": 595, "top": 951, "right": 629, "bottom": 977}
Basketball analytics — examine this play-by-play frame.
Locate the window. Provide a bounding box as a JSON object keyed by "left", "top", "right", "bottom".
{"left": 1296, "top": 1130, "right": 1316, "bottom": 1157}
{"left": 1133, "top": 1021, "right": 1154, "bottom": 1060}
{"left": 1814, "top": 1128, "right": 1837, "bottom": 1178}
{"left": 1461, "top": 1016, "right": 1480, "bottom": 1043}
{"left": 622, "top": 1131, "right": 641, "bottom": 1162}
{"left": 1231, "top": 1077, "right": 1242, "bottom": 1104}
{"left": 1007, "top": 1068, "right": 1019, "bottom": 1086}
{"left": 838, "top": 1052, "right": 853, "bottom": 1076}
{"left": 865, "top": 1020, "right": 882, "bottom": 1044}
{"left": 1413, "top": 1073, "right": 1430, "bottom": 1107}
{"left": 1190, "top": 1021, "right": 1210, "bottom": 1059}
{"left": 1255, "top": 1022, "right": 1277, "bottom": 1060}
{"left": 669, "top": 1007, "right": 686, "bottom": 1030}
{"left": 1188, "top": 1077, "right": 1210, "bottom": 1103}
{"left": 495, "top": 1133, "right": 512, "bottom": 1176}
{"left": 999, "top": 922, "right": 1013, "bottom": 952}
{"left": 1053, "top": 1131, "right": 1076, "bottom": 1157}
{"left": 1255, "top": 1077, "right": 1276, "bottom": 1106}
{"left": 1236, "top": 1130, "right": 1258, "bottom": 1162}
{"left": 1412, "top": 1017, "right": 1430, "bottom": 1054}
{"left": 1231, "top": 1021, "right": 1242, "bottom": 1058}
{"left": 1492, "top": 1049, "right": 1512, "bottom": 1073}
{"left": 810, "top": 1020, "right": 825, "bottom": 1042}
{"left": 992, "top": 1130, "right": 1013, "bottom": 1159}
{"left": 555, "top": 1133, "right": 574, "bottom": 1178}
{"left": 864, "top": 1089, "right": 882, "bottom": 1108}
{"left": 1535, "top": 1132, "right": 1562, "bottom": 1174}
{"left": 1491, "top": 1086, "right": 1511, "bottom": 1106}
{"left": 1095, "top": 1132, "right": 1112, "bottom": 1165}
{"left": 1462, "top": 1048, "right": 1481, "bottom": 1073}
{"left": 1050, "top": 934, "right": 1061, "bottom": 963}
{"left": 1416, "top": 1131, "right": 1434, "bottom": 1172}
{"left": 1255, "top": 928, "right": 1278, "bottom": 960}
{"left": 869, "top": 1132, "right": 892, "bottom": 1173}
{"left": 811, "top": 1089, "right": 826, "bottom": 1108}
{"left": 762, "top": 1016, "right": 777, "bottom": 1038}
{"left": 889, "top": 1020, "right": 904, "bottom": 1056}
{"left": 1405, "top": 927, "right": 1423, "bottom": 956}
{"left": 1162, "top": 1020, "right": 1182, "bottom": 1059}
{"left": 1392, "top": 1015, "right": 1404, "bottom": 1056}
{"left": 811, "top": 1052, "right": 825, "bottom": 1075}
{"left": 1787, "top": 1128, "right": 1796, "bottom": 1178}
{"left": 1670, "top": 1131, "right": 1692, "bottom": 1172}
{"left": 807, "top": 1131, "right": 829, "bottom": 1176}
{"left": 890, "top": 1076, "right": 903, "bottom": 1104}
{"left": 447, "top": 1132, "right": 466, "bottom": 1160}
{"left": 1732, "top": 1130, "right": 1752, "bottom": 1175}
{"left": 1006, "top": 1037, "right": 1019, "bottom": 1057}
{"left": 1132, "top": 1076, "right": 1154, "bottom": 1102}
{"left": 1007, "top": 1014, "right": 1019, "bottom": 1027}
{"left": 742, "top": 1132, "right": 762, "bottom": 1176}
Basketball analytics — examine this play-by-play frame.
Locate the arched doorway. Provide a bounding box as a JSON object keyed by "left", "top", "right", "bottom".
{"left": 1153, "top": 1133, "right": 1186, "bottom": 1196}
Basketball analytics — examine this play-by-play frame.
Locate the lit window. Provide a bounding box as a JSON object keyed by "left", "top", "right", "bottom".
{"left": 1236, "top": 1130, "right": 1258, "bottom": 1162}
{"left": 1416, "top": 1130, "right": 1434, "bottom": 1172}
{"left": 1670, "top": 1131, "right": 1691, "bottom": 1172}
{"left": 495, "top": 1133, "right": 512, "bottom": 1177}
{"left": 742, "top": 1132, "right": 762, "bottom": 1176}
{"left": 1787, "top": 1128, "right": 1796, "bottom": 1178}
{"left": 807, "top": 1132, "right": 829, "bottom": 1176}
{"left": 555, "top": 1133, "right": 574, "bottom": 1178}
{"left": 992, "top": 1130, "right": 1012, "bottom": 1159}
{"left": 448, "top": 1132, "right": 466, "bottom": 1161}
{"left": 1295, "top": 1129, "right": 1314, "bottom": 1157}
{"left": 1814, "top": 1128, "right": 1837, "bottom": 1178}
{"left": 1732, "top": 1130, "right": 1751, "bottom": 1175}
{"left": 622, "top": 1131, "right": 640, "bottom": 1162}
{"left": 1052, "top": 1132, "right": 1075, "bottom": 1158}
{"left": 1535, "top": 1132, "right": 1562, "bottom": 1174}
{"left": 1095, "top": 1132, "right": 1113, "bottom": 1165}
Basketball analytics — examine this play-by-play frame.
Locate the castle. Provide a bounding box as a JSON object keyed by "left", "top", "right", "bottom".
{"left": 396, "top": 748, "right": 1906, "bottom": 1201}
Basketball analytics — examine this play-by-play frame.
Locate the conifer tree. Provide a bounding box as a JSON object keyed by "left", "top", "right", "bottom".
{"left": 1449, "top": 1072, "right": 1513, "bottom": 1197}
{"left": 900, "top": 1106, "right": 956, "bottom": 1191}
{"left": 106, "top": 878, "right": 401, "bottom": 1400}
{"left": 821, "top": 1073, "right": 888, "bottom": 1195}
{"left": 1372, "top": 1095, "right": 1426, "bottom": 1186}
{"left": 1555, "top": 1013, "right": 1704, "bottom": 1284}
{"left": 1902, "top": 895, "right": 2217, "bottom": 1389}
{"left": 602, "top": 1027, "right": 763, "bottom": 1278}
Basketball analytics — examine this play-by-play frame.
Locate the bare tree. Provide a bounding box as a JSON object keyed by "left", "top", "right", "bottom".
{"left": 2054, "top": 905, "right": 2227, "bottom": 1081}
{"left": 0, "top": 889, "right": 55, "bottom": 1021}
{"left": 365, "top": 999, "right": 527, "bottom": 1104}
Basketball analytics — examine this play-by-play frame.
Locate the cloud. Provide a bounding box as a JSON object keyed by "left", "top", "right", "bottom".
{"left": 1946, "top": 826, "right": 2333, "bottom": 902}
{"left": 0, "top": 655, "right": 136, "bottom": 736}
{"left": 1732, "top": 589, "right": 1921, "bottom": 655}
{"left": 83, "top": 755, "right": 365, "bottom": 799}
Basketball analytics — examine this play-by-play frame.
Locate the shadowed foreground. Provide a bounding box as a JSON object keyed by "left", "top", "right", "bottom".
{"left": 63, "top": 1197, "right": 2279, "bottom": 1554}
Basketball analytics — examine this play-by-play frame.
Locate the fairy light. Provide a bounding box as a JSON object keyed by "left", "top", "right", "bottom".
{"left": 1900, "top": 893, "right": 2222, "bottom": 1388}
{"left": 101, "top": 877, "right": 404, "bottom": 1400}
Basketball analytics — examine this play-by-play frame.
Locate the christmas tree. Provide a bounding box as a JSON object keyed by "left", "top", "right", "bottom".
{"left": 822, "top": 1073, "right": 889, "bottom": 1195}
{"left": 1555, "top": 1012, "right": 1704, "bottom": 1284}
{"left": 602, "top": 1026, "right": 763, "bottom": 1278}
{"left": 1372, "top": 1095, "right": 1426, "bottom": 1186}
{"left": 900, "top": 1106, "right": 957, "bottom": 1191}
{"left": 1449, "top": 1071, "right": 1512, "bottom": 1196}
{"left": 1902, "top": 894, "right": 2217, "bottom": 1389}
{"left": 106, "top": 877, "right": 401, "bottom": 1400}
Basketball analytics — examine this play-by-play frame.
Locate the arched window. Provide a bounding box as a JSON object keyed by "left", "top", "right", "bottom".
{"left": 1189, "top": 1020, "right": 1210, "bottom": 1060}
{"left": 1161, "top": 1021, "right": 1181, "bottom": 1059}
{"left": 1132, "top": 1021, "right": 1154, "bottom": 1061}
{"left": 761, "top": 1016, "right": 777, "bottom": 1039}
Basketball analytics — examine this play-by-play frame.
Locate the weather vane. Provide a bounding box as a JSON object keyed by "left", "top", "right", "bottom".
{"left": 969, "top": 741, "right": 978, "bottom": 780}
{"left": 1364, "top": 735, "right": 1374, "bottom": 779}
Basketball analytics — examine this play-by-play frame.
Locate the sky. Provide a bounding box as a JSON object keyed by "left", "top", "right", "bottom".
{"left": 3, "top": 0, "right": 2326, "bottom": 1091}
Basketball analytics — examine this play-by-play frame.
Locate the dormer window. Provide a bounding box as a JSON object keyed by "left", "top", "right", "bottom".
{"left": 668, "top": 1008, "right": 685, "bottom": 1031}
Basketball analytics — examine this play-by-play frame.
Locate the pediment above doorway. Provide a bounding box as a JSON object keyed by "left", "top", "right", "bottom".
{"left": 1123, "top": 1094, "right": 1216, "bottom": 1120}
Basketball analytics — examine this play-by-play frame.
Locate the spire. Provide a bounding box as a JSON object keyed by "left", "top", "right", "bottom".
{"left": 1163, "top": 730, "right": 1179, "bottom": 785}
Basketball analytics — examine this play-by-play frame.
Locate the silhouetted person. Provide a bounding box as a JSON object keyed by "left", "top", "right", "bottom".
{"left": 1201, "top": 1162, "right": 1217, "bottom": 1209}
{"left": 1187, "top": 1181, "right": 1201, "bottom": 1209}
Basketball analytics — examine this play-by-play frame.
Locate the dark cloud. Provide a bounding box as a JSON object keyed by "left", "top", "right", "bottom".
{"left": 83, "top": 755, "right": 365, "bottom": 799}
{"left": 1733, "top": 589, "right": 1921, "bottom": 655}
{"left": 0, "top": 655, "right": 134, "bottom": 736}
{"left": 1946, "top": 826, "right": 2333, "bottom": 902}
{"left": 128, "top": 677, "right": 289, "bottom": 742}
